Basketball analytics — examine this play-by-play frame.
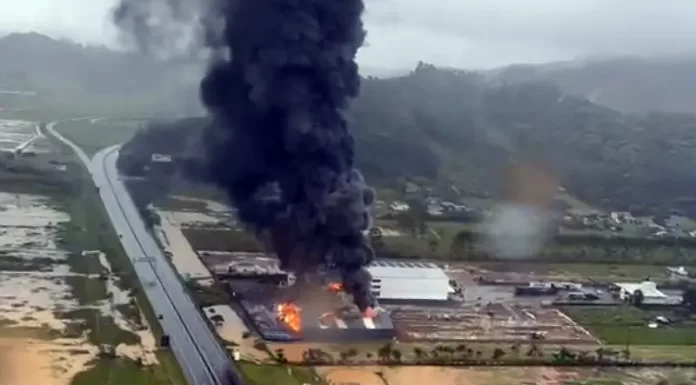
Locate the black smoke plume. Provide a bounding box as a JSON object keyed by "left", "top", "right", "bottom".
{"left": 113, "top": 0, "right": 377, "bottom": 312}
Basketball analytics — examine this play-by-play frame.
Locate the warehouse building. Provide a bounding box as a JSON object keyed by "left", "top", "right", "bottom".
{"left": 614, "top": 280, "right": 682, "bottom": 306}
{"left": 367, "top": 260, "right": 453, "bottom": 301}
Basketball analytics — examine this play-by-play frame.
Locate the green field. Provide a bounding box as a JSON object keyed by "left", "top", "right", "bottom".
{"left": 477, "top": 262, "right": 687, "bottom": 283}
{"left": 55, "top": 119, "right": 143, "bottom": 156}
{"left": 373, "top": 218, "right": 476, "bottom": 258}
{"left": 564, "top": 306, "right": 696, "bottom": 346}
{"left": 237, "top": 362, "right": 324, "bottom": 385}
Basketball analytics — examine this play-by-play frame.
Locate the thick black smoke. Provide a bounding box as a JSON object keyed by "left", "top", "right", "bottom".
{"left": 113, "top": 0, "right": 377, "bottom": 311}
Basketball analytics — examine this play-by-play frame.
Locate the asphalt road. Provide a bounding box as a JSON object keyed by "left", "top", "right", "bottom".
{"left": 45, "top": 120, "right": 238, "bottom": 385}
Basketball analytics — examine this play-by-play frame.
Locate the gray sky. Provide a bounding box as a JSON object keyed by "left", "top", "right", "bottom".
{"left": 2, "top": 0, "right": 696, "bottom": 72}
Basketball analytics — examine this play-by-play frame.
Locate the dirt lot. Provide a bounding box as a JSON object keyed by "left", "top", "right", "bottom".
{"left": 0, "top": 338, "right": 96, "bottom": 385}
{"left": 387, "top": 302, "right": 598, "bottom": 343}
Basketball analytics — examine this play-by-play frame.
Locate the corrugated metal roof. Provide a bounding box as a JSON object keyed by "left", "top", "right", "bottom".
{"left": 367, "top": 260, "right": 448, "bottom": 280}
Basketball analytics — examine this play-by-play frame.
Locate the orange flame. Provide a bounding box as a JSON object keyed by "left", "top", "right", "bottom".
{"left": 327, "top": 282, "right": 342, "bottom": 292}
{"left": 276, "top": 302, "right": 301, "bottom": 332}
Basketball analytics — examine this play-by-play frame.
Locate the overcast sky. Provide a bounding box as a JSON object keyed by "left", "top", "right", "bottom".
{"left": 2, "top": 0, "right": 696, "bottom": 72}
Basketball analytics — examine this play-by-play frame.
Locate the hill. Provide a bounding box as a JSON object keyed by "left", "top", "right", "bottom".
{"left": 122, "top": 62, "right": 696, "bottom": 217}
{"left": 489, "top": 54, "right": 696, "bottom": 114}
{"left": 0, "top": 32, "right": 202, "bottom": 116}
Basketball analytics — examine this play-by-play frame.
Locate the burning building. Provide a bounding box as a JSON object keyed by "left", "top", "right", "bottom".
{"left": 114, "top": 0, "right": 390, "bottom": 341}
{"left": 268, "top": 277, "right": 395, "bottom": 342}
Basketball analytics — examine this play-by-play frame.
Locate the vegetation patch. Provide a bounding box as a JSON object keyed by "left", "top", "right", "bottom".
{"left": 71, "top": 357, "right": 181, "bottom": 385}
{"left": 57, "top": 309, "right": 140, "bottom": 346}
{"left": 185, "top": 281, "right": 230, "bottom": 307}
{"left": 55, "top": 120, "right": 142, "bottom": 156}
{"left": 0, "top": 255, "right": 58, "bottom": 272}
{"left": 563, "top": 306, "right": 696, "bottom": 345}
{"left": 237, "top": 361, "right": 324, "bottom": 385}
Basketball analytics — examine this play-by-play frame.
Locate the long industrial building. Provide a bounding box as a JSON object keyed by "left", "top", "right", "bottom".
{"left": 367, "top": 260, "right": 453, "bottom": 301}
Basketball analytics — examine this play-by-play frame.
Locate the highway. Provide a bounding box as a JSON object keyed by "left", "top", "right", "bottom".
{"left": 45, "top": 120, "right": 238, "bottom": 385}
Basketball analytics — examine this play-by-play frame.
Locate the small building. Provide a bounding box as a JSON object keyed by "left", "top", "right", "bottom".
{"left": 367, "top": 260, "right": 453, "bottom": 301}
{"left": 151, "top": 153, "right": 172, "bottom": 163}
{"left": 614, "top": 281, "right": 682, "bottom": 305}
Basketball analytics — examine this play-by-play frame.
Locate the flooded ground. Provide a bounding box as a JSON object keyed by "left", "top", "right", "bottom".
{"left": 0, "top": 192, "right": 158, "bottom": 384}
{"left": 0, "top": 119, "right": 38, "bottom": 151}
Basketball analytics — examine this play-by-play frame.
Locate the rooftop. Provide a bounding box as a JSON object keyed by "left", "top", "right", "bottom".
{"left": 367, "top": 260, "right": 449, "bottom": 280}
{"left": 615, "top": 281, "right": 665, "bottom": 298}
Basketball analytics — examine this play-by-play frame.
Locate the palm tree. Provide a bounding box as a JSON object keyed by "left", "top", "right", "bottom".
{"left": 391, "top": 349, "right": 402, "bottom": 362}
{"left": 413, "top": 347, "right": 425, "bottom": 360}
{"left": 510, "top": 343, "right": 520, "bottom": 356}
{"left": 378, "top": 343, "right": 393, "bottom": 362}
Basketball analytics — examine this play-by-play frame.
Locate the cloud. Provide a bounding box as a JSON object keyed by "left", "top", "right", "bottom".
{"left": 4, "top": 0, "right": 696, "bottom": 69}
{"left": 0, "top": 0, "right": 119, "bottom": 44}
{"left": 360, "top": 0, "right": 696, "bottom": 69}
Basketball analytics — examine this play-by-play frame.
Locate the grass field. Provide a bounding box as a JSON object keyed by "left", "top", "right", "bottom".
{"left": 237, "top": 362, "right": 325, "bottom": 385}
{"left": 55, "top": 119, "right": 143, "bottom": 156}
{"left": 563, "top": 306, "right": 696, "bottom": 346}
{"left": 374, "top": 218, "right": 476, "bottom": 258}
{"left": 477, "top": 261, "right": 684, "bottom": 282}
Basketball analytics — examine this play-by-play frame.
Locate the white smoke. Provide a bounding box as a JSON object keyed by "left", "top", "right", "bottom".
{"left": 482, "top": 203, "right": 552, "bottom": 259}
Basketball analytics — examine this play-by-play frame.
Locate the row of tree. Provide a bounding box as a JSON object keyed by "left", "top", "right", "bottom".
{"left": 273, "top": 343, "right": 659, "bottom": 366}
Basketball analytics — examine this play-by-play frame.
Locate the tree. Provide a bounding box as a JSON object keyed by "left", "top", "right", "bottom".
{"left": 492, "top": 348, "right": 506, "bottom": 360}
{"left": 428, "top": 238, "right": 439, "bottom": 252}
{"left": 274, "top": 348, "right": 287, "bottom": 363}
{"left": 345, "top": 348, "right": 358, "bottom": 358}
{"left": 682, "top": 287, "right": 696, "bottom": 312}
{"left": 510, "top": 343, "right": 520, "bottom": 356}
{"left": 413, "top": 347, "right": 425, "bottom": 360}
{"left": 377, "top": 343, "right": 393, "bottom": 362}
{"left": 526, "top": 344, "right": 541, "bottom": 357}
{"left": 391, "top": 349, "right": 402, "bottom": 362}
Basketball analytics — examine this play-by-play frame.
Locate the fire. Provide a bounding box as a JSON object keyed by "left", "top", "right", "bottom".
{"left": 276, "top": 302, "right": 302, "bottom": 332}
{"left": 327, "top": 282, "right": 343, "bottom": 292}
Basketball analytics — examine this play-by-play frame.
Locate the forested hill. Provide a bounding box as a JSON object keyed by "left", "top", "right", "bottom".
{"left": 125, "top": 63, "right": 696, "bottom": 217}
{"left": 351, "top": 63, "right": 696, "bottom": 216}
{"left": 489, "top": 55, "right": 696, "bottom": 114}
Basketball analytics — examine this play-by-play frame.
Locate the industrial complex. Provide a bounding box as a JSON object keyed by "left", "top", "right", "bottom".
{"left": 184, "top": 247, "right": 691, "bottom": 349}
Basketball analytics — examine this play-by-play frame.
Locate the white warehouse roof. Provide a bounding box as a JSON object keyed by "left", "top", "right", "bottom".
{"left": 615, "top": 281, "right": 683, "bottom": 305}
{"left": 367, "top": 260, "right": 452, "bottom": 301}
{"left": 615, "top": 281, "right": 665, "bottom": 299}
